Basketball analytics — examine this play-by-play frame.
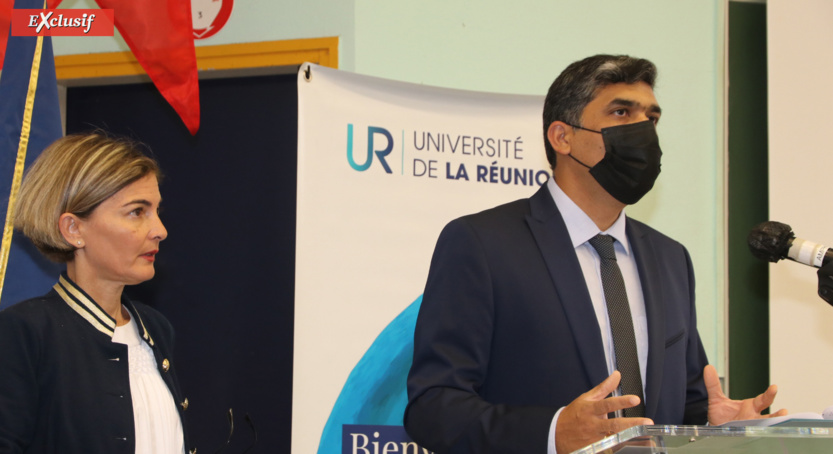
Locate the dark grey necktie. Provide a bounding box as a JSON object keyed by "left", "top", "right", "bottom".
{"left": 588, "top": 234, "right": 645, "bottom": 418}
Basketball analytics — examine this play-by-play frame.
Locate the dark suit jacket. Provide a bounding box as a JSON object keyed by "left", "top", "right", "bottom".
{"left": 0, "top": 274, "right": 191, "bottom": 454}
{"left": 404, "top": 184, "right": 708, "bottom": 453}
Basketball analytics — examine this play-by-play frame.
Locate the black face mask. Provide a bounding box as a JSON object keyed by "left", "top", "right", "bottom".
{"left": 567, "top": 120, "right": 662, "bottom": 205}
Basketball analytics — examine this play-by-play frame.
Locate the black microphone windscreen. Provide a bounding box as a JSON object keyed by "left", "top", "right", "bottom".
{"left": 747, "top": 221, "right": 795, "bottom": 263}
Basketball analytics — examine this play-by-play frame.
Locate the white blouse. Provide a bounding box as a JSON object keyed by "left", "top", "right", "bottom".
{"left": 112, "top": 314, "right": 185, "bottom": 454}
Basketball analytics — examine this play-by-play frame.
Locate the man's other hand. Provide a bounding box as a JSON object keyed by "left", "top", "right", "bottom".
{"left": 704, "top": 364, "right": 788, "bottom": 425}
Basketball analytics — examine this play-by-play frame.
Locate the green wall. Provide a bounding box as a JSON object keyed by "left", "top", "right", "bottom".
{"left": 353, "top": 0, "right": 727, "bottom": 372}
{"left": 52, "top": 0, "right": 729, "bottom": 373}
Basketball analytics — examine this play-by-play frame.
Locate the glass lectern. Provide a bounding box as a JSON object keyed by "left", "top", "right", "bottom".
{"left": 573, "top": 424, "right": 833, "bottom": 453}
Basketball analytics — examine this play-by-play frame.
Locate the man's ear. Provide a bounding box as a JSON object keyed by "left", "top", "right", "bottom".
{"left": 58, "top": 213, "right": 83, "bottom": 248}
{"left": 547, "top": 121, "right": 573, "bottom": 157}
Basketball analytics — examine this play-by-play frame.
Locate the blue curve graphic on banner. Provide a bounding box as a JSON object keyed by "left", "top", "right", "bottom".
{"left": 317, "top": 295, "right": 422, "bottom": 453}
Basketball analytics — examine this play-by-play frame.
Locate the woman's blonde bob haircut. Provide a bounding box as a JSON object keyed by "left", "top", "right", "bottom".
{"left": 14, "top": 132, "right": 160, "bottom": 263}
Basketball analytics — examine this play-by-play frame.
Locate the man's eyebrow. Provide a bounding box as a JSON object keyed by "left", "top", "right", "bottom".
{"left": 608, "top": 98, "right": 662, "bottom": 115}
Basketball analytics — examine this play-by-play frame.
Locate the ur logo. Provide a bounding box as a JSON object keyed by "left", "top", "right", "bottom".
{"left": 347, "top": 124, "right": 393, "bottom": 174}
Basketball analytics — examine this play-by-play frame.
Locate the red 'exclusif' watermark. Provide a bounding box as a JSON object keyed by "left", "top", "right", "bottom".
{"left": 11, "top": 9, "right": 114, "bottom": 36}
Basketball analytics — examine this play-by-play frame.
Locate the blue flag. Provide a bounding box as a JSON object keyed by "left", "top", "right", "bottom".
{"left": 0, "top": 0, "right": 63, "bottom": 309}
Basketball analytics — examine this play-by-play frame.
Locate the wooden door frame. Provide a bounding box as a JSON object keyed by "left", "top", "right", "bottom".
{"left": 54, "top": 36, "right": 338, "bottom": 83}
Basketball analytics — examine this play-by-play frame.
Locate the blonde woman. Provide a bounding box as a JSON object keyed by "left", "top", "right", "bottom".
{"left": 0, "top": 133, "right": 191, "bottom": 454}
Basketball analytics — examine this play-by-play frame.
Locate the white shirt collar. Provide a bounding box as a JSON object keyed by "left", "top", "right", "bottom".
{"left": 546, "top": 176, "right": 631, "bottom": 255}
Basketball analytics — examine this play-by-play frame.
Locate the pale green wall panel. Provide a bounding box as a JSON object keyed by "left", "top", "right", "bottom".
{"left": 51, "top": 0, "right": 356, "bottom": 70}
{"left": 50, "top": 0, "right": 726, "bottom": 372}
{"left": 355, "top": 0, "right": 726, "bottom": 372}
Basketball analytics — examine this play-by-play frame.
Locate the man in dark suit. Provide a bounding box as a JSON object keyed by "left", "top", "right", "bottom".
{"left": 404, "top": 55, "right": 785, "bottom": 454}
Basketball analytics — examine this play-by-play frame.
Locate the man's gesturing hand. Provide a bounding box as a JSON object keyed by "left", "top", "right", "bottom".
{"left": 704, "top": 365, "right": 788, "bottom": 425}
{"left": 555, "top": 371, "right": 654, "bottom": 454}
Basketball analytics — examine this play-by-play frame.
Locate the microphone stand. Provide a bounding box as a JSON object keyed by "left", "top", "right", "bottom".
{"left": 817, "top": 261, "right": 833, "bottom": 307}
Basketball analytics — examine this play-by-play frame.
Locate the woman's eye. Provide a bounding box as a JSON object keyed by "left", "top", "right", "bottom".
{"left": 130, "top": 207, "right": 144, "bottom": 216}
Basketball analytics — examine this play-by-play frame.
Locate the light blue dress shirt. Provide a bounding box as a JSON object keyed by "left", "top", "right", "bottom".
{"left": 546, "top": 177, "right": 649, "bottom": 453}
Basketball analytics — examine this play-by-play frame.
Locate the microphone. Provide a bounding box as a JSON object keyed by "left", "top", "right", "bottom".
{"left": 747, "top": 221, "right": 833, "bottom": 268}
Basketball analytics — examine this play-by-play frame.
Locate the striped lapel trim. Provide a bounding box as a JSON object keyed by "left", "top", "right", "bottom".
{"left": 55, "top": 275, "right": 115, "bottom": 337}
{"left": 54, "top": 275, "right": 155, "bottom": 346}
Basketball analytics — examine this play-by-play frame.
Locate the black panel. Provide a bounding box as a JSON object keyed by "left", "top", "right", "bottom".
{"left": 727, "top": 2, "right": 769, "bottom": 400}
{"left": 66, "top": 73, "right": 296, "bottom": 452}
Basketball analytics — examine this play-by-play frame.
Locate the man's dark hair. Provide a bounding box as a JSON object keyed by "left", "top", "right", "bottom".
{"left": 542, "top": 55, "right": 657, "bottom": 168}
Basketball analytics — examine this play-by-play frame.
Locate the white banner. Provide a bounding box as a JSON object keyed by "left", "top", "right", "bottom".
{"left": 293, "top": 63, "right": 549, "bottom": 454}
